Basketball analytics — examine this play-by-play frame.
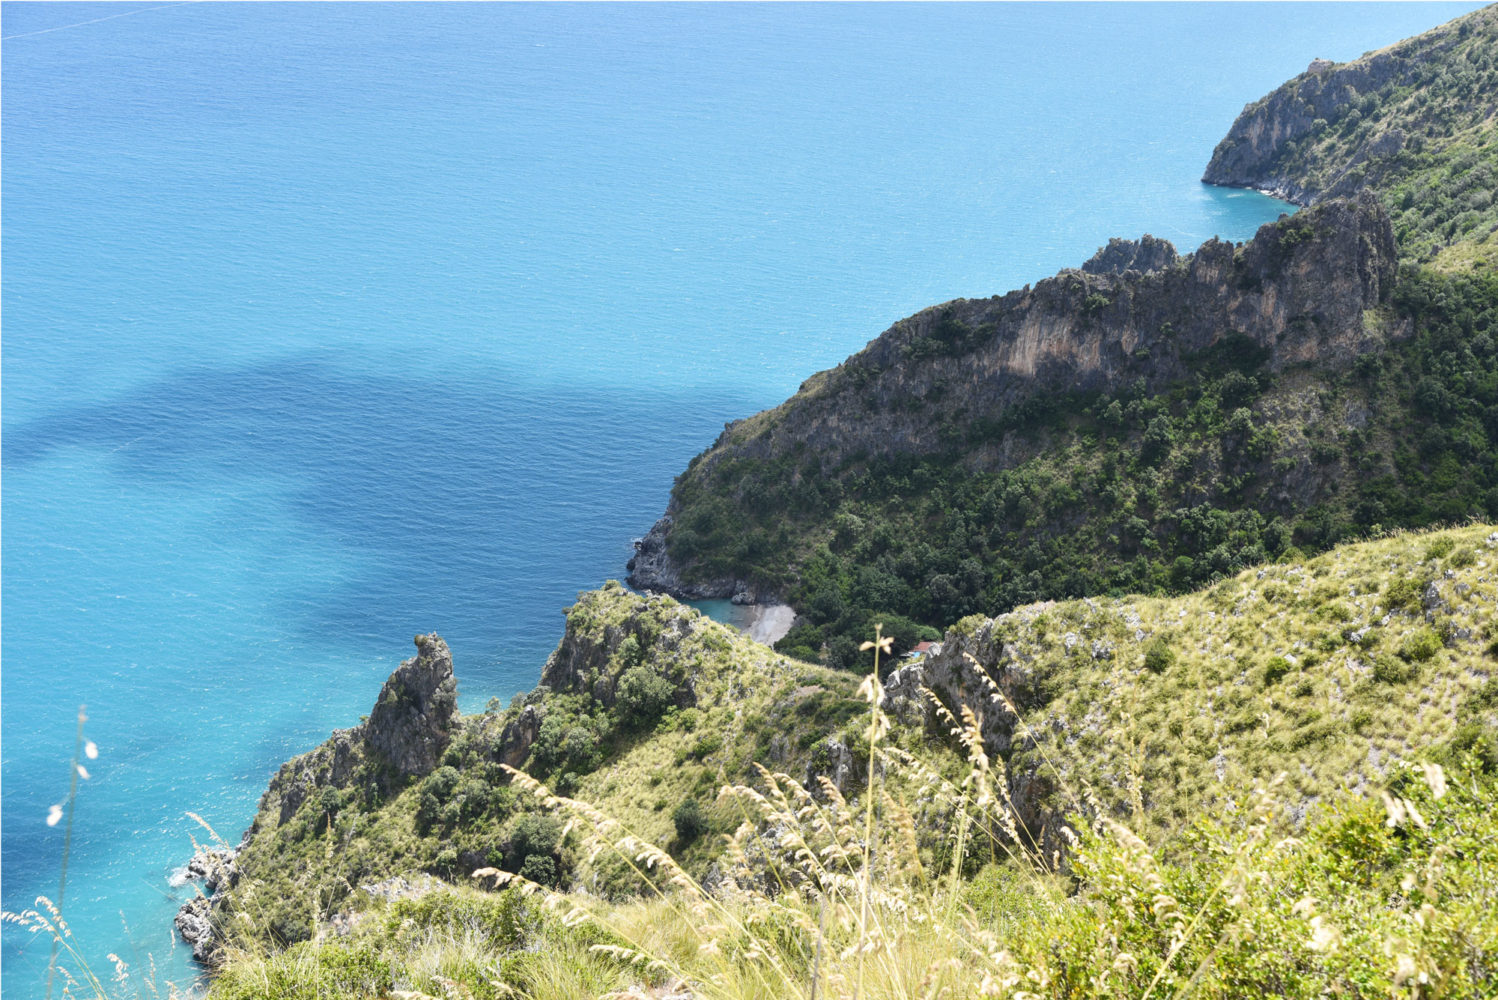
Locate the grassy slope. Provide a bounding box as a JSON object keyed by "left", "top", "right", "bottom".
{"left": 200, "top": 527, "right": 1498, "bottom": 1000}
{"left": 923, "top": 524, "right": 1498, "bottom": 842}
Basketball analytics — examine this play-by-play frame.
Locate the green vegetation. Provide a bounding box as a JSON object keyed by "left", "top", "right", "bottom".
{"left": 16, "top": 528, "right": 1498, "bottom": 999}
{"left": 912, "top": 525, "right": 1498, "bottom": 839}
{"left": 191, "top": 755, "right": 1497, "bottom": 1000}
{"left": 18, "top": 13, "right": 1498, "bottom": 997}
{"left": 178, "top": 527, "right": 1497, "bottom": 998}
{"left": 202, "top": 528, "right": 1498, "bottom": 996}
{"left": 1212, "top": 5, "right": 1498, "bottom": 263}
{"left": 655, "top": 6, "right": 1497, "bottom": 665}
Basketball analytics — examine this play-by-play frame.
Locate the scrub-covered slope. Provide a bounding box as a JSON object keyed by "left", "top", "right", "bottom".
{"left": 178, "top": 584, "right": 860, "bottom": 963}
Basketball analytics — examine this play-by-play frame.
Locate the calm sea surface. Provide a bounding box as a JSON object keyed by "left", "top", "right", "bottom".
{"left": 3, "top": 2, "right": 1481, "bottom": 992}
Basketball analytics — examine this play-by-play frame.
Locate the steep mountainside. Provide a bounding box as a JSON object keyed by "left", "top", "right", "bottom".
{"left": 631, "top": 202, "right": 1497, "bottom": 666}
{"left": 889, "top": 524, "right": 1498, "bottom": 856}
{"left": 1203, "top": 3, "right": 1498, "bottom": 265}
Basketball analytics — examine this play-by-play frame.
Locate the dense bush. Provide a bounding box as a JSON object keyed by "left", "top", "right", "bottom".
{"left": 616, "top": 663, "right": 676, "bottom": 729}
{"left": 672, "top": 798, "right": 706, "bottom": 843}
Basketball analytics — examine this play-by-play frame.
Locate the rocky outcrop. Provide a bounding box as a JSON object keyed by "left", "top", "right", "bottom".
{"left": 174, "top": 897, "right": 219, "bottom": 966}
{"left": 804, "top": 737, "right": 861, "bottom": 797}
{"left": 1080, "top": 234, "right": 1178, "bottom": 276}
{"left": 364, "top": 634, "right": 459, "bottom": 778}
{"left": 538, "top": 583, "right": 701, "bottom": 711}
{"left": 628, "top": 516, "right": 774, "bottom": 602}
{"left": 249, "top": 634, "right": 458, "bottom": 830}
{"left": 177, "top": 635, "right": 458, "bottom": 962}
{"left": 492, "top": 703, "right": 545, "bottom": 768}
{"left": 184, "top": 846, "right": 238, "bottom": 894}
{"left": 884, "top": 610, "right": 1093, "bottom": 860}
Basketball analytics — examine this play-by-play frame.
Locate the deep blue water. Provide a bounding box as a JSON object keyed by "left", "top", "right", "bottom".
{"left": 3, "top": 3, "right": 1482, "bottom": 993}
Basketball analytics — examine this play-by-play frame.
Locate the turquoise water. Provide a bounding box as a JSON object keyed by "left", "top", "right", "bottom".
{"left": 3, "top": 2, "right": 1482, "bottom": 993}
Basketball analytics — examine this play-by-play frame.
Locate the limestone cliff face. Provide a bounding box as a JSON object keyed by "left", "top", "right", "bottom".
{"left": 632, "top": 194, "right": 1399, "bottom": 599}
{"left": 732, "top": 196, "right": 1393, "bottom": 467}
{"left": 365, "top": 634, "right": 459, "bottom": 778}
{"left": 1204, "top": 54, "right": 1423, "bottom": 204}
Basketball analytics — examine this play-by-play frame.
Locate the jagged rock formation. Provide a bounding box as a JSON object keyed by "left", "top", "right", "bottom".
{"left": 175, "top": 634, "right": 458, "bottom": 965}
{"left": 174, "top": 897, "right": 218, "bottom": 966}
{"left": 1080, "top": 234, "right": 1179, "bottom": 276}
{"left": 632, "top": 194, "right": 1399, "bottom": 601}
{"left": 365, "top": 634, "right": 459, "bottom": 778}
{"left": 253, "top": 634, "right": 458, "bottom": 828}
{"left": 713, "top": 196, "right": 1392, "bottom": 465}
{"left": 1203, "top": 5, "right": 1497, "bottom": 259}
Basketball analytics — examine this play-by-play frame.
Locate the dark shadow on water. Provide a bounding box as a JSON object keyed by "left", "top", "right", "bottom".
{"left": 3, "top": 357, "right": 763, "bottom": 694}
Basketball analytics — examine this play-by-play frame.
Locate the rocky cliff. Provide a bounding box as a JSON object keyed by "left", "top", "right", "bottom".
{"left": 1203, "top": 4, "right": 1497, "bottom": 260}
{"left": 630, "top": 193, "right": 1400, "bottom": 602}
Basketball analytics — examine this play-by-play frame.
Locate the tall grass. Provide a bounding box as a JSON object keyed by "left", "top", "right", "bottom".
{"left": 12, "top": 626, "right": 1498, "bottom": 1000}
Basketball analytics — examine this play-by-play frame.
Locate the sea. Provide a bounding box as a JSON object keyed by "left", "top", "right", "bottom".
{"left": 2, "top": 3, "right": 1482, "bottom": 993}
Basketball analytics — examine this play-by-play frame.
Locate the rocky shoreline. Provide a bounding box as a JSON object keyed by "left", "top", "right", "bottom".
{"left": 627, "top": 514, "right": 797, "bottom": 646}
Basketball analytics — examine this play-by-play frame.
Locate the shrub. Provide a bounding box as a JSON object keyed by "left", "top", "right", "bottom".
{"left": 1423, "top": 535, "right": 1457, "bottom": 560}
{"left": 672, "top": 798, "right": 706, "bottom": 842}
{"left": 519, "top": 854, "right": 559, "bottom": 888}
{"left": 1373, "top": 653, "right": 1418, "bottom": 684}
{"left": 1143, "top": 636, "right": 1175, "bottom": 673}
{"left": 688, "top": 733, "right": 723, "bottom": 760}
{"left": 1385, "top": 577, "right": 1425, "bottom": 611}
{"left": 616, "top": 664, "right": 676, "bottom": 729}
{"left": 1399, "top": 627, "right": 1442, "bottom": 662}
{"left": 1263, "top": 655, "right": 1293, "bottom": 685}
{"left": 507, "top": 812, "right": 562, "bottom": 875}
